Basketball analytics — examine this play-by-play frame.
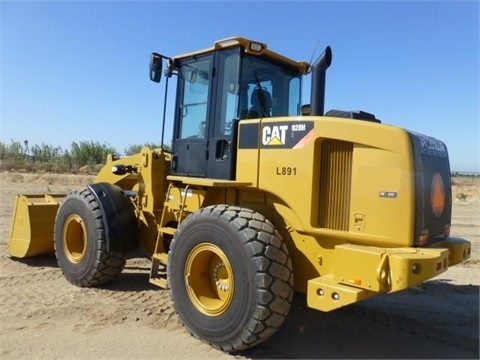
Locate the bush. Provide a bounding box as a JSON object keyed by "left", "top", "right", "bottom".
{"left": 70, "top": 141, "right": 117, "bottom": 169}
{"left": 29, "top": 143, "right": 68, "bottom": 172}
{"left": 0, "top": 140, "right": 29, "bottom": 171}
{"left": 0, "top": 140, "right": 117, "bottom": 174}
{"left": 124, "top": 142, "right": 170, "bottom": 156}
{"left": 0, "top": 140, "right": 172, "bottom": 173}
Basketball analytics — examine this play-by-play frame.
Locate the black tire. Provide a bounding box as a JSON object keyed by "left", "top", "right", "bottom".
{"left": 168, "top": 205, "right": 293, "bottom": 352}
{"left": 54, "top": 188, "right": 127, "bottom": 287}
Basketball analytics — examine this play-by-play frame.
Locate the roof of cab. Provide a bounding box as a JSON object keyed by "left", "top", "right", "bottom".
{"left": 171, "top": 36, "right": 311, "bottom": 75}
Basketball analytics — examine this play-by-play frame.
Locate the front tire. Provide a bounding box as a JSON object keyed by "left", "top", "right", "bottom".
{"left": 54, "top": 188, "right": 126, "bottom": 287}
{"left": 168, "top": 205, "right": 293, "bottom": 352}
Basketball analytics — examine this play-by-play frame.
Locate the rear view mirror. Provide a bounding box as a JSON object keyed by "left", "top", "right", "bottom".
{"left": 149, "top": 53, "right": 163, "bottom": 83}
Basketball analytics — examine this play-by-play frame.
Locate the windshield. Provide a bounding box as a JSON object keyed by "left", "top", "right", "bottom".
{"left": 173, "top": 49, "right": 303, "bottom": 142}
{"left": 238, "top": 54, "right": 302, "bottom": 119}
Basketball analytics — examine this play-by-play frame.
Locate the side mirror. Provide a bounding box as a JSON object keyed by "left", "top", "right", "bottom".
{"left": 149, "top": 53, "right": 163, "bottom": 83}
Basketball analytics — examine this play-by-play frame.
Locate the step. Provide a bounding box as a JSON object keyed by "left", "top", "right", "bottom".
{"left": 159, "top": 227, "right": 176, "bottom": 236}
{"left": 152, "top": 252, "right": 169, "bottom": 263}
{"left": 149, "top": 277, "right": 168, "bottom": 289}
{"left": 150, "top": 252, "right": 168, "bottom": 289}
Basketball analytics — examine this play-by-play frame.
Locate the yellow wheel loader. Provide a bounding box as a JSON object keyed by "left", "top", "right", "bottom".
{"left": 8, "top": 37, "right": 471, "bottom": 352}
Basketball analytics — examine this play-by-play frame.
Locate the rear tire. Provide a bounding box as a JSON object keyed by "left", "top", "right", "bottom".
{"left": 168, "top": 205, "right": 293, "bottom": 352}
{"left": 54, "top": 188, "right": 126, "bottom": 287}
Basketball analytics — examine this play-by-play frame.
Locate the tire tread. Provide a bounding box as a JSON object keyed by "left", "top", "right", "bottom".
{"left": 54, "top": 188, "right": 126, "bottom": 287}
{"left": 169, "top": 204, "right": 293, "bottom": 352}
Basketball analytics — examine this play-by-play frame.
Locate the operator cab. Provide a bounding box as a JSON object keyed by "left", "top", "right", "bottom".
{"left": 151, "top": 38, "right": 306, "bottom": 180}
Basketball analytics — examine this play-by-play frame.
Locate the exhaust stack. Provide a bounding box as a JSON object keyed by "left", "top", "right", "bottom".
{"left": 310, "top": 46, "right": 332, "bottom": 116}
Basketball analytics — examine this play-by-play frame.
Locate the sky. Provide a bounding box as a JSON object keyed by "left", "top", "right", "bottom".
{"left": 1, "top": 0, "right": 479, "bottom": 172}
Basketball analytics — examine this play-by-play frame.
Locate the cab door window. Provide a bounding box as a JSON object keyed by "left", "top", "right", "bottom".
{"left": 214, "top": 49, "right": 241, "bottom": 137}
{"left": 178, "top": 58, "right": 212, "bottom": 139}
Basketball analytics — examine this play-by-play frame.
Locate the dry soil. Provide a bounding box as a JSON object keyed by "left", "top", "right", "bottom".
{"left": 0, "top": 172, "right": 478, "bottom": 359}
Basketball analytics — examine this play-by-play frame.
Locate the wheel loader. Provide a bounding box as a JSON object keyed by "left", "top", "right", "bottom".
{"left": 8, "top": 37, "right": 471, "bottom": 352}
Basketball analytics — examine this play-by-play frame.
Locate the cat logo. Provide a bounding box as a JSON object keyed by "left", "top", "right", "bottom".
{"left": 238, "top": 121, "right": 314, "bottom": 149}
{"left": 262, "top": 125, "right": 288, "bottom": 146}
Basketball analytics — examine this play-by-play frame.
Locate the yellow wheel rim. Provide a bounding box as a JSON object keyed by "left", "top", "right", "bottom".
{"left": 63, "top": 214, "right": 87, "bottom": 263}
{"left": 185, "top": 243, "right": 235, "bottom": 316}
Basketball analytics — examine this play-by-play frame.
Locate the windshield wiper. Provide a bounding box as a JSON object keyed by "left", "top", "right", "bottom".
{"left": 254, "top": 72, "right": 270, "bottom": 117}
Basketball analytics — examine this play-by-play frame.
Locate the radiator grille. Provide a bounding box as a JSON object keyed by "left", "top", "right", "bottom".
{"left": 318, "top": 140, "right": 353, "bottom": 230}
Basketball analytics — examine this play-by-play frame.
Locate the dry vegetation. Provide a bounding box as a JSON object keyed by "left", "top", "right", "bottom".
{"left": 452, "top": 175, "right": 480, "bottom": 203}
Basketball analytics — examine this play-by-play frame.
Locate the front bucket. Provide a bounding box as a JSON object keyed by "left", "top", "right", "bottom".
{"left": 8, "top": 194, "right": 66, "bottom": 258}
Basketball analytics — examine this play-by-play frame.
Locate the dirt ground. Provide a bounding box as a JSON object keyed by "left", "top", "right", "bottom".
{"left": 0, "top": 172, "right": 478, "bottom": 359}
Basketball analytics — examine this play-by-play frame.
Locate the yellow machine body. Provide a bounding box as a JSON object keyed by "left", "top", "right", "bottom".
{"left": 7, "top": 37, "right": 471, "bottom": 315}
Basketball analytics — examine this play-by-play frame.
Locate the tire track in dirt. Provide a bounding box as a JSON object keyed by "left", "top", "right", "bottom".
{"left": 1, "top": 174, "right": 479, "bottom": 359}
{"left": 354, "top": 282, "right": 479, "bottom": 353}
{"left": 1, "top": 254, "right": 478, "bottom": 358}
{"left": 0, "top": 256, "right": 180, "bottom": 334}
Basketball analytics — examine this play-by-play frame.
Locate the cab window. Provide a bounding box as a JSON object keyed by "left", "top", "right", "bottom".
{"left": 177, "top": 57, "right": 212, "bottom": 139}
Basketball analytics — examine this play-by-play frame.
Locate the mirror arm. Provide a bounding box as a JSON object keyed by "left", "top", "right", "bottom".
{"left": 160, "top": 75, "right": 169, "bottom": 150}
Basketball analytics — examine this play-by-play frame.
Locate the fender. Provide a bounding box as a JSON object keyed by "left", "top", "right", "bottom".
{"left": 88, "top": 182, "right": 139, "bottom": 253}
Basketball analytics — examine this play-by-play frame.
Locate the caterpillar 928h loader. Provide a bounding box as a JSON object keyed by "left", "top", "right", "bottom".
{"left": 8, "top": 37, "right": 471, "bottom": 352}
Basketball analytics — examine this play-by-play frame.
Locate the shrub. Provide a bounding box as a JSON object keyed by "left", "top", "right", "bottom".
{"left": 124, "top": 142, "right": 169, "bottom": 156}
{"left": 0, "top": 140, "right": 29, "bottom": 171}
{"left": 0, "top": 140, "right": 117, "bottom": 173}
{"left": 0, "top": 140, "right": 174, "bottom": 173}
{"left": 69, "top": 141, "right": 117, "bottom": 169}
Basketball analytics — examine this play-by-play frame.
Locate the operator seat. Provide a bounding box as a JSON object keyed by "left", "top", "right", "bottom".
{"left": 247, "top": 88, "right": 272, "bottom": 118}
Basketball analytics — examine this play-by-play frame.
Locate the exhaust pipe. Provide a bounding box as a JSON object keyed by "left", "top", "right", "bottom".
{"left": 310, "top": 46, "right": 332, "bottom": 116}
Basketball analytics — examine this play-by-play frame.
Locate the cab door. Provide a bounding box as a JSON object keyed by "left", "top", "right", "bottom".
{"left": 205, "top": 48, "right": 241, "bottom": 180}
{"left": 171, "top": 55, "right": 212, "bottom": 177}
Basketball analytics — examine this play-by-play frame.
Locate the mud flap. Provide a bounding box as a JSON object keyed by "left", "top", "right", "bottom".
{"left": 8, "top": 194, "right": 66, "bottom": 258}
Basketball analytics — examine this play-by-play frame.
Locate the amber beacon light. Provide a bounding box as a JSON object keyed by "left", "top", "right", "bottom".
{"left": 431, "top": 173, "right": 446, "bottom": 218}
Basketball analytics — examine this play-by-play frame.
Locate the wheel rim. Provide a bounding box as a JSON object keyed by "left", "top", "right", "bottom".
{"left": 63, "top": 214, "right": 87, "bottom": 263}
{"left": 185, "top": 243, "right": 235, "bottom": 316}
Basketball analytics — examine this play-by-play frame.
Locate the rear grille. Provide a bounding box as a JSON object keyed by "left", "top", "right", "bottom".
{"left": 318, "top": 140, "right": 353, "bottom": 230}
